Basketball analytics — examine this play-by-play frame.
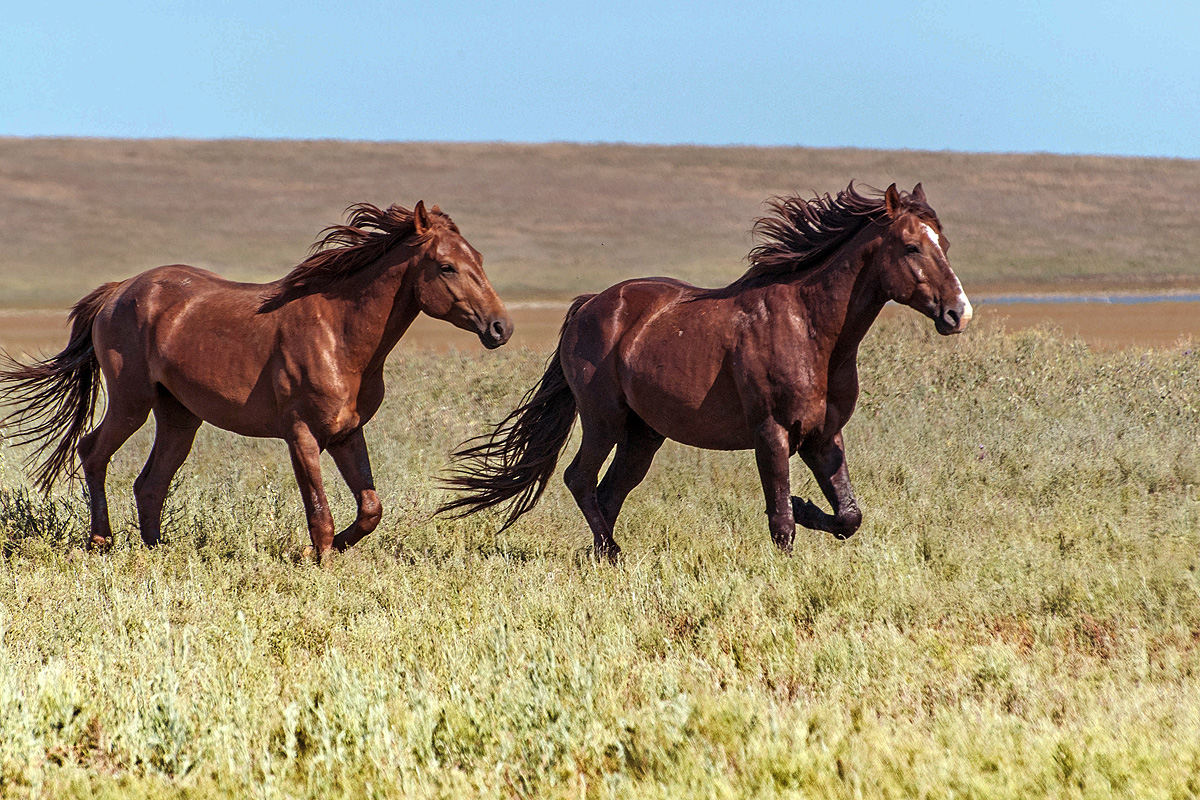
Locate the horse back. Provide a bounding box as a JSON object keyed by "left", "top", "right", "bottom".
{"left": 90, "top": 265, "right": 295, "bottom": 435}
{"left": 94, "top": 265, "right": 272, "bottom": 354}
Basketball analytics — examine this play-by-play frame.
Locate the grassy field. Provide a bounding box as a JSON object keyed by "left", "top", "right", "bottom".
{"left": 0, "top": 317, "right": 1198, "bottom": 798}
{"left": 2, "top": 138, "right": 1200, "bottom": 309}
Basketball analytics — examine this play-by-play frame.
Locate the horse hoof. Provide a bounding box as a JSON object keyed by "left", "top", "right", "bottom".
{"left": 594, "top": 543, "right": 622, "bottom": 565}
{"left": 86, "top": 536, "right": 112, "bottom": 553}
{"left": 303, "top": 545, "right": 338, "bottom": 565}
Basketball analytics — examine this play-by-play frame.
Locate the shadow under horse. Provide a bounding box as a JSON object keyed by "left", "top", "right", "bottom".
{"left": 1, "top": 201, "right": 512, "bottom": 555}
{"left": 440, "top": 183, "right": 970, "bottom": 560}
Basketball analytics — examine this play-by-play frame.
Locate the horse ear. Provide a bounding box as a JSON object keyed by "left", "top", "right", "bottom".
{"left": 884, "top": 183, "right": 902, "bottom": 217}
{"left": 430, "top": 204, "right": 442, "bottom": 215}
{"left": 911, "top": 182, "right": 926, "bottom": 203}
{"left": 413, "top": 200, "right": 430, "bottom": 234}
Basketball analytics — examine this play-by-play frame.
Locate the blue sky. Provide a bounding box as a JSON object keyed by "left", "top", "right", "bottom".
{"left": 3, "top": 1, "right": 1197, "bottom": 158}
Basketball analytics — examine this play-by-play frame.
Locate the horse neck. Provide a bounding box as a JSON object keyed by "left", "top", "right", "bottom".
{"left": 788, "top": 224, "right": 889, "bottom": 366}
{"left": 328, "top": 242, "right": 423, "bottom": 376}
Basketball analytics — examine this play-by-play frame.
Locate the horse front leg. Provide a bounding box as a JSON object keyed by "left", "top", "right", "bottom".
{"left": 328, "top": 428, "right": 382, "bottom": 552}
{"left": 286, "top": 425, "right": 336, "bottom": 557}
{"left": 753, "top": 421, "right": 796, "bottom": 553}
{"left": 794, "top": 431, "right": 863, "bottom": 540}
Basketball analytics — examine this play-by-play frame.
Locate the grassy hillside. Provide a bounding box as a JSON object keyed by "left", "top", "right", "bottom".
{"left": 1, "top": 138, "right": 1199, "bottom": 308}
{"left": 1, "top": 319, "right": 1198, "bottom": 797}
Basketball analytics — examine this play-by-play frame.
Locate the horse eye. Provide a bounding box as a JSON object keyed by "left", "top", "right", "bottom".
{"left": 905, "top": 244, "right": 921, "bottom": 255}
{"left": 439, "top": 263, "right": 458, "bottom": 275}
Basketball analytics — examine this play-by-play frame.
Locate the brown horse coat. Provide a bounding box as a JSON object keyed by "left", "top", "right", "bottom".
{"left": 441, "top": 183, "right": 970, "bottom": 559}
{"left": 2, "top": 201, "right": 512, "bottom": 554}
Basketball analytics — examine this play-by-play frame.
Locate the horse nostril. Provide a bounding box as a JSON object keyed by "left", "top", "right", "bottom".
{"left": 944, "top": 308, "right": 959, "bottom": 327}
{"left": 490, "top": 318, "right": 511, "bottom": 340}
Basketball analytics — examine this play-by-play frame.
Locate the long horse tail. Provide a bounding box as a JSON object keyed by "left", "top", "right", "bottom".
{"left": 0, "top": 282, "right": 120, "bottom": 493}
{"left": 437, "top": 293, "right": 596, "bottom": 529}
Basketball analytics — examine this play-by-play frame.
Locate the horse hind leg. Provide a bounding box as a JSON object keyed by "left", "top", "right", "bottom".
{"left": 133, "top": 392, "right": 201, "bottom": 547}
{"left": 77, "top": 395, "right": 153, "bottom": 550}
{"left": 597, "top": 413, "right": 664, "bottom": 530}
{"left": 563, "top": 418, "right": 622, "bottom": 563}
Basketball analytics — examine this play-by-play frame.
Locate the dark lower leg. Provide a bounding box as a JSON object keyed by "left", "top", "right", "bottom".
{"left": 287, "top": 427, "right": 335, "bottom": 556}
{"left": 79, "top": 431, "right": 112, "bottom": 549}
{"left": 794, "top": 432, "right": 862, "bottom": 540}
{"left": 754, "top": 422, "right": 795, "bottom": 552}
{"left": 597, "top": 416, "right": 664, "bottom": 529}
{"left": 133, "top": 411, "right": 200, "bottom": 546}
{"left": 78, "top": 405, "right": 149, "bottom": 550}
{"left": 328, "top": 428, "right": 381, "bottom": 552}
{"left": 563, "top": 428, "right": 620, "bottom": 562}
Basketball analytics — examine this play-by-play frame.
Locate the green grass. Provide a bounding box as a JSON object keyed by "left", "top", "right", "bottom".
{"left": 1, "top": 318, "right": 1199, "bottom": 798}
{"left": 2, "top": 139, "right": 1200, "bottom": 309}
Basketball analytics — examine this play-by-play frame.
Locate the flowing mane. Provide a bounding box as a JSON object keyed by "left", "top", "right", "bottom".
{"left": 734, "top": 182, "right": 938, "bottom": 286}
{"left": 259, "top": 202, "right": 459, "bottom": 311}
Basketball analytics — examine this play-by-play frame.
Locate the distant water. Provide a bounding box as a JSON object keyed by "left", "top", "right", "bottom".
{"left": 980, "top": 294, "right": 1200, "bottom": 305}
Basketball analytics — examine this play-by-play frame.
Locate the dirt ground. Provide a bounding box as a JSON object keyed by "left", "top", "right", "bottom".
{"left": 975, "top": 300, "right": 1199, "bottom": 350}
{"left": 2, "top": 299, "right": 1196, "bottom": 358}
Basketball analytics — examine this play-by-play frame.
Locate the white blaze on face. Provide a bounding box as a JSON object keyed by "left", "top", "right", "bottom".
{"left": 956, "top": 279, "right": 974, "bottom": 327}
{"left": 921, "top": 222, "right": 972, "bottom": 328}
{"left": 921, "top": 223, "right": 944, "bottom": 257}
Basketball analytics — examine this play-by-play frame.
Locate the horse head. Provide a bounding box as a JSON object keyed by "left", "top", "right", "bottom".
{"left": 411, "top": 201, "right": 513, "bottom": 349}
{"left": 876, "top": 183, "right": 972, "bottom": 335}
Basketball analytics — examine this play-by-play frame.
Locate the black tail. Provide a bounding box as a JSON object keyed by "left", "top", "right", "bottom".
{"left": 0, "top": 282, "right": 119, "bottom": 492}
{"left": 437, "top": 294, "right": 595, "bottom": 528}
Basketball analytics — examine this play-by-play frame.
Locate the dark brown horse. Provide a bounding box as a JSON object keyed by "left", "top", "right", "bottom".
{"left": 1, "top": 201, "right": 512, "bottom": 554}
{"left": 440, "top": 183, "right": 970, "bottom": 559}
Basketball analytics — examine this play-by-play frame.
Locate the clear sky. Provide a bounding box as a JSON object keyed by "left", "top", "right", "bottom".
{"left": 2, "top": 0, "right": 1197, "bottom": 158}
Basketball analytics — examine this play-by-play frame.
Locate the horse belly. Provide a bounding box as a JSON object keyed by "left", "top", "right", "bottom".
{"left": 151, "top": 319, "right": 284, "bottom": 437}
{"left": 623, "top": 358, "right": 754, "bottom": 451}
{"left": 639, "top": 399, "right": 754, "bottom": 450}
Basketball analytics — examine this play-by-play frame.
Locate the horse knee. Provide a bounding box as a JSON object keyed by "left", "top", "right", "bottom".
{"left": 359, "top": 492, "right": 382, "bottom": 532}
{"left": 831, "top": 505, "right": 863, "bottom": 539}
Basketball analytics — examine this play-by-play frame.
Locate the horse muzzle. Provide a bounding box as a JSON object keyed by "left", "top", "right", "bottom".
{"left": 934, "top": 295, "right": 973, "bottom": 335}
{"left": 479, "top": 315, "right": 514, "bottom": 349}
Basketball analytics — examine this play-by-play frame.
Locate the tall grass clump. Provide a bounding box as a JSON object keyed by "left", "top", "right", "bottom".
{"left": 0, "top": 318, "right": 1198, "bottom": 798}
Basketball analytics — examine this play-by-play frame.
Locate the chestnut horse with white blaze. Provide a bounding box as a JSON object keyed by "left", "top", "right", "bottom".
{"left": 440, "top": 183, "right": 970, "bottom": 560}
{"left": 1, "top": 201, "right": 512, "bottom": 555}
